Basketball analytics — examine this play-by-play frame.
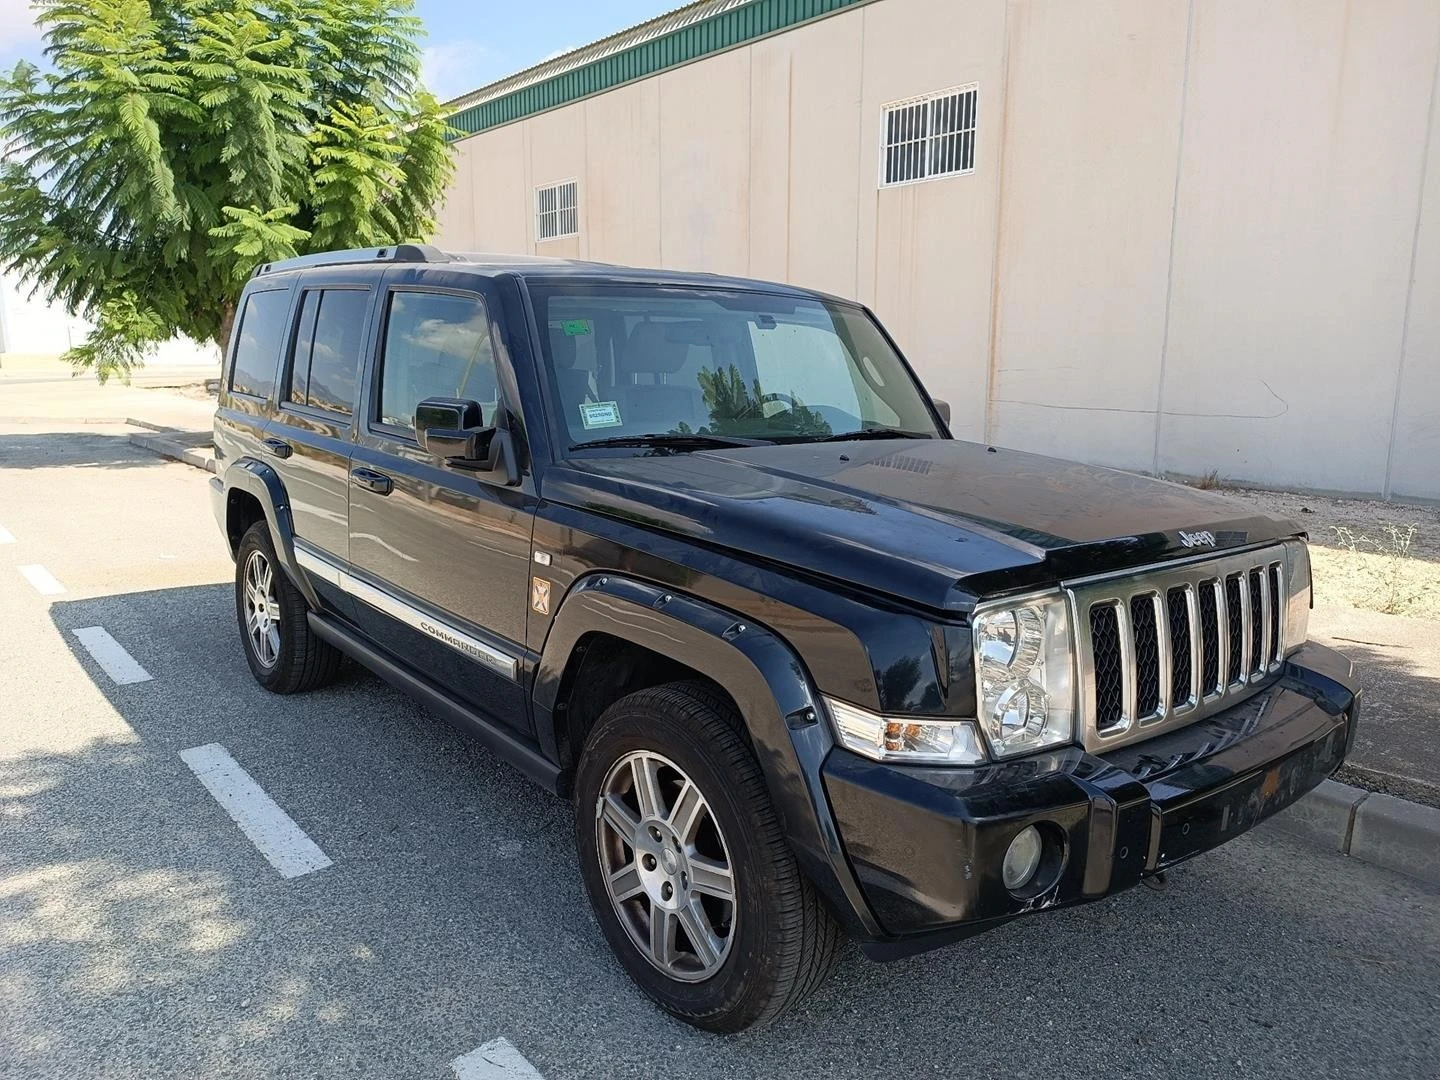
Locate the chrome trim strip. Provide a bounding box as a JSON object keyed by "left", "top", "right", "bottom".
{"left": 293, "top": 543, "right": 519, "bottom": 680}
{"left": 1236, "top": 571, "right": 1252, "bottom": 688}
{"left": 1212, "top": 578, "right": 1228, "bottom": 700}
{"left": 1269, "top": 563, "right": 1286, "bottom": 668}
{"left": 294, "top": 544, "right": 343, "bottom": 588}
{"left": 1183, "top": 583, "right": 1201, "bottom": 712}
{"left": 1147, "top": 592, "right": 1170, "bottom": 727}
{"left": 1258, "top": 566, "right": 1273, "bottom": 677}
{"left": 1116, "top": 599, "right": 1137, "bottom": 735}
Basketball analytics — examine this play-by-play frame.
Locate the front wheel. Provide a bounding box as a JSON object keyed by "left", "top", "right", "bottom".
{"left": 574, "top": 681, "right": 842, "bottom": 1032}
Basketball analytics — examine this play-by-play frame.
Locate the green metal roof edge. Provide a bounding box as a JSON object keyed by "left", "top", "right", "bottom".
{"left": 447, "top": 0, "right": 871, "bottom": 140}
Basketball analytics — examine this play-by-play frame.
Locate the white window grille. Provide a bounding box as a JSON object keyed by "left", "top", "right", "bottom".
{"left": 879, "top": 84, "right": 978, "bottom": 188}
{"left": 536, "top": 180, "right": 579, "bottom": 241}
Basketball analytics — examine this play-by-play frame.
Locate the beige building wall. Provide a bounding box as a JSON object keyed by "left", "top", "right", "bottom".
{"left": 436, "top": 0, "right": 1440, "bottom": 500}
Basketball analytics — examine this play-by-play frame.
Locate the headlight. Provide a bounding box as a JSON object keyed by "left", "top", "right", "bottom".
{"left": 972, "top": 592, "right": 1075, "bottom": 758}
{"left": 826, "top": 698, "right": 985, "bottom": 765}
{"left": 1282, "top": 539, "right": 1312, "bottom": 654}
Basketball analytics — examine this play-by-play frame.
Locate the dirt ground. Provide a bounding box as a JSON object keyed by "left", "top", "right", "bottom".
{"left": 1215, "top": 486, "right": 1440, "bottom": 620}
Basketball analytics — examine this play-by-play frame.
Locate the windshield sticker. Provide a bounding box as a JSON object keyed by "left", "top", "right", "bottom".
{"left": 562, "top": 319, "right": 592, "bottom": 336}
{"left": 579, "top": 400, "right": 623, "bottom": 428}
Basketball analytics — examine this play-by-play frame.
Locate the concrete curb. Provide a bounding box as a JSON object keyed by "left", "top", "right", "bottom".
{"left": 127, "top": 428, "right": 215, "bottom": 474}
{"left": 1269, "top": 779, "right": 1440, "bottom": 886}
{"left": 124, "top": 416, "right": 177, "bottom": 434}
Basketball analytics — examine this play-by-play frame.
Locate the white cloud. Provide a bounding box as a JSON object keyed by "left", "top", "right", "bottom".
{"left": 537, "top": 45, "right": 581, "bottom": 65}
{"left": 421, "top": 40, "right": 496, "bottom": 103}
{"left": 0, "top": 0, "right": 42, "bottom": 53}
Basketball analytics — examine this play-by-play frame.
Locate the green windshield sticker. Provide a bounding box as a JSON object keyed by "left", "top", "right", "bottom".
{"left": 579, "top": 400, "right": 622, "bottom": 428}
{"left": 562, "top": 319, "right": 592, "bottom": 336}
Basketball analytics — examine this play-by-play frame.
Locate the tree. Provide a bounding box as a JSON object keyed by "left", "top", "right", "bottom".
{"left": 0, "top": 0, "right": 455, "bottom": 380}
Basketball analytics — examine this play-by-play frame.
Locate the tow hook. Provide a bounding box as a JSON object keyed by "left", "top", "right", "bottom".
{"left": 1142, "top": 872, "right": 1168, "bottom": 892}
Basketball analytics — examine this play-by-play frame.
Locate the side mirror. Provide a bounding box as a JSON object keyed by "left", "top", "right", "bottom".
{"left": 933, "top": 398, "right": 952, "bottom": 426}
{"left": 416, "top": 397, "right": 496, "bottom": 462}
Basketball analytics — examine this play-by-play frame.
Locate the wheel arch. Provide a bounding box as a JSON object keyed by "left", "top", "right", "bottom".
{"left": 222, "top": 458, "right": 322, "bottom": 610}
{"left": 534, "top": 573, "right": 879, "bottom": 938}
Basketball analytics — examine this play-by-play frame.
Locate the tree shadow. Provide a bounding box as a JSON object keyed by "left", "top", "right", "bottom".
{"left": 1315, "top": 637, "right": 1440, "bottom": 807}
{"left": 0, "top": 430, "right": 181, "bottom": 471}
{"left": 2, "top": 582, "right": 1433, "bottom": 1078}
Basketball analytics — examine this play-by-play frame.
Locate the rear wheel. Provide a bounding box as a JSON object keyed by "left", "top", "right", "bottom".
{"left": 574, "top": 681, "right": 842, "bottom": 1032}
{"left": 234, "top": 521, "right": 342, "bottom": 693}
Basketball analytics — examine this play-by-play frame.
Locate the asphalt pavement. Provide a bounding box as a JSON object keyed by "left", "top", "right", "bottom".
{"left": 2, "top": 410, "right": 1438, "bottom": 1079}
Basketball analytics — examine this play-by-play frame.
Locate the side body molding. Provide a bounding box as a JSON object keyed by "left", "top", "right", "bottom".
{"left": 223, "top": 457, "right": 322, "bottom": 610}
{"left": 534, "top": 573, "right": 881, "bottom": 938}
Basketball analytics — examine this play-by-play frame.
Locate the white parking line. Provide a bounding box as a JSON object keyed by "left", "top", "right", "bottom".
{"left": 18, "top": 564, "right": 64, "bottom": 595}
{"left": 451, "top": 1039, "right": 547, "bottom": 1080}
{"left": 0, "top": 524, "right": 14, "bottom": 544}
{"left": 179, "top": 744, "right": 333, "bottom": 878}
{"left": 71, "top": 626, "right": 154, "bottom": 685}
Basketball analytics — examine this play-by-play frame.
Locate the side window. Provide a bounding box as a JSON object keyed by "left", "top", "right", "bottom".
{"left": 287, "top": 292, "right": 321, "bottom": 407}
{"left": 229, "top": 289, "right": 292, "bottom": 399}
{"left": 286, "top": 289, "right": 368, "bottom": 417}
{"left": 377, "top": 291, "right": 496, "bottom": 434}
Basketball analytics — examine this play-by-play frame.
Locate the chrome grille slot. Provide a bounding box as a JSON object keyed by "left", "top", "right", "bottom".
{"left": 1198, "top": 581, "right": 1221, "bottom": 696}
{"left": 1248, "top": 569, "right": 1264, "bottom": 675}
{"left": 1130, "top": 593, "right": 1162, "bottom": 721}
{"left": 1070, "top": 545, "right": 1291, "bottom": 752}
{"left": 1225, "top": 574, "right": 1244, "bottom": 687}
{"left": 1268, "top": 563, "right": 1283, "bottom": 667}
{"left": 1089, "top": 604, "right": 1124, "bottom": 732}
{"left": 1165, "top": 585, "right": 1194, "bottom": 709}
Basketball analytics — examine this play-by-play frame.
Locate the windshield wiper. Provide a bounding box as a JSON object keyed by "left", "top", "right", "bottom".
{"left": 807, "top": 427, "right": 931, "bottom": 443}
{"left": 569, "top": 432, "right": 774, "bottom": 451}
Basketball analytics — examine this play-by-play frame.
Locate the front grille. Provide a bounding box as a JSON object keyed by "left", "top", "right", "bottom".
{"left": 1076, "top": 546, "right": 1287, "bottom": 744}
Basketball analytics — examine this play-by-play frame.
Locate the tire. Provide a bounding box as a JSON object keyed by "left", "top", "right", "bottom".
{"left": 574, "top": 680, "right": 842, "bottom": 1032}
{"left": 234, "top": 521, "right": 342, "bottom": 694}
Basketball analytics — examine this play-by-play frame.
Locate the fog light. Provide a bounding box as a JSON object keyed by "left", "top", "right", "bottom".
{"left": 1003, "top": 825, "right": 1043, "bottom": 892}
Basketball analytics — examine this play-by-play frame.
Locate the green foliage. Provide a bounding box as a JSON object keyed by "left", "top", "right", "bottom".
{"left": 0, "top": 0, "right": 456, "bottom": 380}
{"left": 693, "top": 364, "right": 833, "bottom": 438}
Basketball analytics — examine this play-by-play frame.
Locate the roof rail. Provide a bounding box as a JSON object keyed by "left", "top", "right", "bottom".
{"left": 251, "top": 244, "right": 453, "bottom": 278}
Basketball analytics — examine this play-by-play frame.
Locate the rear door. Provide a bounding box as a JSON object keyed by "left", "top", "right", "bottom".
{"left": 266, "top": 270, "right": 377, "bottom": 581}
{"left": 346, "top": 269, "right": 536, "bottom": 734}
{"left": 215, "top": 280, "right": 296, "bottom": 482}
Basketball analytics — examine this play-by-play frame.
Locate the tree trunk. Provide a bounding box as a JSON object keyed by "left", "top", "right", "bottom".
{"left": 214, "top": 301, "right": 237, "bottom": 356}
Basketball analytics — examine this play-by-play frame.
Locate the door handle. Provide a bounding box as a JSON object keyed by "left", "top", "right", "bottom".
{"left": 351, "top": 467, "right": 393, "bottom": 496}
{"left": 262, "top": 437, "right": 293, "bottom": 459}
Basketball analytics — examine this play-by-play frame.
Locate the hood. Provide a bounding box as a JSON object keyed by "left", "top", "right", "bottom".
{"left": 545, "top": 439, "right": 1299, "bottom": 613}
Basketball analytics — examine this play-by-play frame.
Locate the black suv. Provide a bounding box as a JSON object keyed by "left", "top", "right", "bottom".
{"left": 211, "top": 245, "right": 1359, "bottom": 1032}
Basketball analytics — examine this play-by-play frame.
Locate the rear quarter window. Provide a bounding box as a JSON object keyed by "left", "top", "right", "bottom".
{"left": 229, "top": 289, "right": 293, "bottom": 400}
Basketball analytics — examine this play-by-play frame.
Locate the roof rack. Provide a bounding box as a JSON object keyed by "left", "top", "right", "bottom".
{"left": 252, "top": 244, "right": 453, "bottom": 278}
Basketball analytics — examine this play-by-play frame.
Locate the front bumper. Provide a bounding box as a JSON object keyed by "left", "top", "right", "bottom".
{"left": 822, "top": 641, "right": 1359, "bottom": 960}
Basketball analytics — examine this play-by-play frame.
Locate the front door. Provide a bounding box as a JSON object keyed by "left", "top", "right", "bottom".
{"left": 347, "top": 273, "right": 534, "bottom": 734}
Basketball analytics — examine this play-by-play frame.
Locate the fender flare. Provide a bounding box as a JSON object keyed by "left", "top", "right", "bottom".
{"left": 223, "top": 457, "right": 322, "bottom": 610}
{"left": 534, "top": 573, "right": 881, "bottom": 938}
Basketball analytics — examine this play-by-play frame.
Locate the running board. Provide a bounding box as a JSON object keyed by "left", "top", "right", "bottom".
{"left": 307, "top": 612, "right": 562, "bottom": 793}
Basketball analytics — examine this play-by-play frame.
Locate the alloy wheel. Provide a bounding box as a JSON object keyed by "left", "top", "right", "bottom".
{"left": 596, "top": 750, "right": 737, "bottom": 982}
{"left": 242, "top": 549, "right": 282, "bottom": 669}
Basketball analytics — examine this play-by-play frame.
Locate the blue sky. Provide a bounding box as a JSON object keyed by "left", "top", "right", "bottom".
{"left": 0, "top": 0, "right": 680, "bottom": 101}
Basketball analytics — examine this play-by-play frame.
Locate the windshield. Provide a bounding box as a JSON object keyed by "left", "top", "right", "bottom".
{"left": 528, "top": 284, "right": 943, "bottom": 449}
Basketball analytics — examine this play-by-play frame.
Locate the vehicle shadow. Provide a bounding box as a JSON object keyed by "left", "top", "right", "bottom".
{"left": 0, "top": 429, "right": 178, "bottom": 471}
{"left": 5, "top": 582, "right": 1435, "bottom": 1079}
